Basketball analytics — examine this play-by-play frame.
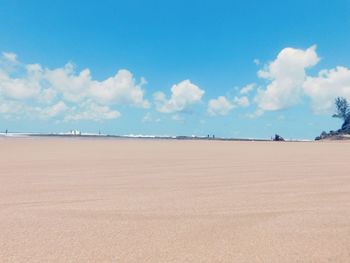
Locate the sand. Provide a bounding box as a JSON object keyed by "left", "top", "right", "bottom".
{"left": 0, "top": 138, "right": 350, "bottom": 262}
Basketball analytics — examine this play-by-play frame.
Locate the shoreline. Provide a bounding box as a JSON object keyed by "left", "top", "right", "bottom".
{"left": 0, "top": 132, "right": 313, "bottom": 142}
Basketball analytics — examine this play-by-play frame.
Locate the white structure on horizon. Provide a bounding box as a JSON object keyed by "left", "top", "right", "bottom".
{"left": 69, "top": 130, "right": 81, "bottom": 136}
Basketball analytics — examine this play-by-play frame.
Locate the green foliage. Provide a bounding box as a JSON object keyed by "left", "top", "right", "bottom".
{"left": 332, "top": 97, "right": 350, "bottom": 121}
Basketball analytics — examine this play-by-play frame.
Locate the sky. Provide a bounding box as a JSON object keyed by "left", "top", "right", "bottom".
{"left": 0, "top": 0, "right": 349, "bottom": 139}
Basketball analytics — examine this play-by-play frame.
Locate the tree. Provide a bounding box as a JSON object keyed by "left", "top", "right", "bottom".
{"left": 333, "top": 97, "right": 350, "bottom": 120}
{"left": 333, "top": 97, "right": 350, "bottom": 132}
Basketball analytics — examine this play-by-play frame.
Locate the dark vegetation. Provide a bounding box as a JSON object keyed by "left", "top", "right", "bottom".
{"left": 315, "top": 97, "right": 350, "bottom": 140}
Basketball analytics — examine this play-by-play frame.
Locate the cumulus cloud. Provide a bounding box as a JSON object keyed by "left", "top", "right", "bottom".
{"left": 246, "top": 109, "right": 264, "bottom": 119}
{"left": 4, "top": 46, "right": 349, "bottom": 124}
{"left": 44, "top": 63, "right": 91, "bottom": 103}
{"left": 251, "top": 45, "right": 350, "bottom": 116}
{"left": 0, "top": 52, "right": 148, "bottom": 121}
{"left": 234, "top": 96, "right": 250, "bottom": 107}
{"left": 142, "top": 112, "right": 161, "bottom": 123}
{"left": 255, "top": 45, "right": 319, "bottom": 111}
{"left": 64, "top": 102, "right": 121, "bottom": 121}
{"left": 253, "top": 59, "right": 260, "bottom": 65}
{"left": 208, "top": 96, "right": 234, "bottom": 116}
{"left": 90, "top": 70, "right": 150, "bottom": 108}
{"left": 0, "top": 71, "right": 41, "bottom": 100}
{"left": 2, "top": 52, "right": 18, "bottom": 64}
{"left": 208, "top": 95, "right": 250, "bottom": 116}
{"left": 171, "top": 114, "right": 184, "bottom": 121}
{"left": 154, "top": 80, "right": 204, "bottom": 113}
{"left": 0, "top": 100, "right": 25, "bottom": 117}
{"left": 0, "top": 99, "right": 68, "bottom": 120}
{"left": 303, "top": 66, "right": 350, "bottom": 114}
{"left": 43, "top": 101, "right": 68, "bottom": 119}
{"left": 44, "top": 64, "right": 149, "bottom": 107}
{"left": 240, "top": 83, "right": 255, "bottom": 95}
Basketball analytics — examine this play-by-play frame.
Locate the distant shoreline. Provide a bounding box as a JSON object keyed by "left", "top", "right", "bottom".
{"left": 0, "top": 132, "right": 313, "bottom": 142}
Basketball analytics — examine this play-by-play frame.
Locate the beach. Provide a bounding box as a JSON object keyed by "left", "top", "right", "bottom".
{"left": 1, "top": 138, "right": 350, "bottom": 262}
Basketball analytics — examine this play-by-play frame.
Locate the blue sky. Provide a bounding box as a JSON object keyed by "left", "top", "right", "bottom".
{"left": 0, "top": 0, "right": 349, "bottom": 139}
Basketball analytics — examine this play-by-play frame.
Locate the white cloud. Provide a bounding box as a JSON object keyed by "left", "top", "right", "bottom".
{"left": 240, "top": 83, "right": 255, "bottom": 95}
{"left": 45, "top": 65, "right": 150, "bottom": 107}
{"left": 42, "top": 101, "right": 68, "bottom": 118}
{"left": 0, "top": 71, "right": 41, "bottom": 100}
{"left": 90, "top": 70, "right": 150, "bottom": 108}
{"left": 2, "top": 52, "right": 18, "bottom": 64}
{"left": 0, "top": 52, "right": 147, "bottom": 121}
{"left": 0, "top": 99, "right": 68, "bottom": 120}
{"left": 44, "top": 63, "right": 91, "bottom": 103}
{"left": 207, "top": 95, "right": 249, "bottom": 116}
{"left": 142, "top": 112, "right": 160, "bottom": 123}
{"left": 26, "top": 100, "right": 120, "bottom": 122}
{"left": 4, "top": 47, "right": 349, "bottom": 124}
{"left": 0, "top": 100, "right": 25, "bottom": 117}
{"left": 255, "top": 45, "right": 319, "bottom": 111}
{"left": 154, "top": 80, "right": 204, "bottom": 113}
{"left": 303, "top": 66, "right": 350, "bottom": 114}
{"left": 64, "top": 102, "right": 121, "bottom": 121}
{"left": 171, "top": 114, "right": 184, "bottom": 121}
{"left": 246, "top": 109, "right": 264, "bottom": 119}
{"left": 252, "top": 46, "right": 350, "bottom": 115}
{"left": 0, "top": 61, "right": 44, "bottom": 100}
{"left": 233, "top": 96, "right": 250, "bottom": 107}
{"left": 208, "top": 96, "right": 234, "bottom": 116}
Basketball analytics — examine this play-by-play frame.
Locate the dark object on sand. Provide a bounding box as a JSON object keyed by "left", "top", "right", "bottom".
{"left": 315, "top": 97, "right": 350, "bottom": 140}
{"left": 273, "top": 134, "right": 285, "bottom": 141}
{"left": 333, "top": 97, "right": 350, "bottom": 132}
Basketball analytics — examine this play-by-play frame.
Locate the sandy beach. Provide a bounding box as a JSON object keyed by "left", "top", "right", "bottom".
{"left": 0, "top": 138, "right": 350, "bottom": 262}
